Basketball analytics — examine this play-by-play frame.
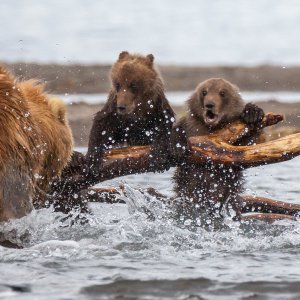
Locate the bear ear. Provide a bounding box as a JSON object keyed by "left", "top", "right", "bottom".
{"left": 146, "top": 54, "right": 154, "bottom": 66}
{"left": 118, "top": 51, "right": 129, "bottom": 60}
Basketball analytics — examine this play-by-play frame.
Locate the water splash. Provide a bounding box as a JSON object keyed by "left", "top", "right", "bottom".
{"left": 0, "top": 183, "right": 300, "bottom": 300}
{"left": 0, "top": 183, "right": 299, "bottom": 260}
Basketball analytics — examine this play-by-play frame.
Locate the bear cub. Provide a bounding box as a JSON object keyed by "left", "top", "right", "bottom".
{"left": 172, "top": 78, "right": 264, "bottom": 221}
{"left": 86, "top": 51, "right": 175, "bottom": 176}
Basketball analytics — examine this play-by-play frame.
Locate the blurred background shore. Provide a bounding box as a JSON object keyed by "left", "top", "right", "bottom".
{"left": 6, "top": 62, "right": 300, "bottom": 93}
{"left": 4, "top": 62, "right": 300, "bottom": 146}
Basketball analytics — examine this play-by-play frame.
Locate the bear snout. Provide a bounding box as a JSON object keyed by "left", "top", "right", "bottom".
{"left": 205, "top": 101, "right": 215, "bottom": 110}
{"left": 117, "top": 104, "right": 127, "bottom": 114}
{"left": 116, "top": 97, "right": 136, "bottom": 115}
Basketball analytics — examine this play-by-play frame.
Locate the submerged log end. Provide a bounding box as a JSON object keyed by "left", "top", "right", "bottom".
{"left": 242, "top": 213, "right": 297, "bottom": 222}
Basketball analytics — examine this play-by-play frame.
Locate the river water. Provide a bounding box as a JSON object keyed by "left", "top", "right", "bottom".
{"left": 0, "top": 156, "right": 300, "bottom": 299}
{"left": 1, "top": 1, "right": 300, "bottom": 298}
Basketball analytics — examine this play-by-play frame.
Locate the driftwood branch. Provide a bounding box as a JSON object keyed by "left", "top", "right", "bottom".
{"left": 241, "top": 213, "right": 296, "bottom": 222}
{"left": 190, "top": 132, "right": 300, "bottom": 168}
{"left": 53, "top": 113, "right": 300, "bottom": 188}
{"left": 241, "top": 195, "right": 300, "bottom": 216}
{"left": 101, "top": 113, "right": 300, "bottom": 177}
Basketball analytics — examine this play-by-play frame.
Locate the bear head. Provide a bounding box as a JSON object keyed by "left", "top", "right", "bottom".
{"left": 189, "top": 78, "right": 244, "bottom": 128}
{"left": 110, "top": 51, "right": 160, "bottom": 116}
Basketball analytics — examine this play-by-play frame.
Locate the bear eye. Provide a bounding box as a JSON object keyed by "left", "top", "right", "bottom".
{"left": 129, "top": 82, "right": 138, "bottom": 93}
{"left": 115, "top": 82, "right": 121, "bottom": 92}
{"left": 219, "top": 91, "right": 225, "bottom": 97}
{"left": 202, "top": 90, "right": 207, "bottom": 96}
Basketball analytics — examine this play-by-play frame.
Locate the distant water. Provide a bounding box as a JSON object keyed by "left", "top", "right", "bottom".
{"left": 60, "top": 90, "right": 300, "bottom": 106}
{"left": 1, "top": 0, "right": 300, "bottom": 65}
{"left": 0, "top": 158, "right": 300, "bottom": 299}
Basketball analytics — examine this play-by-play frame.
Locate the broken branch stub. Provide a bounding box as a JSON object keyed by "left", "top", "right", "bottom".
{"left": 189, "top": 132, "right": 300, "bottom": 168}
{"left": 206, "top": 113, "right": 284, "bottom": 144}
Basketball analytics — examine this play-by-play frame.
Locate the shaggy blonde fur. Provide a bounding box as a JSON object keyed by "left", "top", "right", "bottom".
{"left": 0, "top": 66, "right": 73, "bottom": 221}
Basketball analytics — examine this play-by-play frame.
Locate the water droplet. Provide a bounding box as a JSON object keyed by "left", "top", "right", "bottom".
{"left": 34, "top": 173, "right": 40, "bottom": 179}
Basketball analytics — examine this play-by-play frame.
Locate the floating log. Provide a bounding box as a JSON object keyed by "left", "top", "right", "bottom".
{"left": 52, "top": 113, "right": 297, "bottom": 187}
{"left": 241, "top": 213, "right": 296, "bottom": 222}
{"left": 241, "top": 195, "right": 300, "bottom": 216}
{"left": 101, "top": 113, "right": 300, "bottom": 178}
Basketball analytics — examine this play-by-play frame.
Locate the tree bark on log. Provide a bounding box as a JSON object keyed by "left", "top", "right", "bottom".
{"left": 190, "top": 132, "right": 300, "bottom": 168}
{"left": 102, "top": 129, "right": 300, "bottom": 173}
{"left": 101, "top": 113, "right": 300, "bottom": 177}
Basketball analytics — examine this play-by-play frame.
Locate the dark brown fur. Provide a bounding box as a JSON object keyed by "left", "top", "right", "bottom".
{"left": 172, "top": 78, "right": 264, "bottom": 220}
{"left": 86, "top": 51, "right": 175, "bottom": 175}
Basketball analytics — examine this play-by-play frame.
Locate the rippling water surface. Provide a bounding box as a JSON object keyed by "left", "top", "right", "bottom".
{"left": 1, "top": 157, "right": 300, "bottom": 299}
{"left": 1, "top": 1, "right": 300, "bottom": 298}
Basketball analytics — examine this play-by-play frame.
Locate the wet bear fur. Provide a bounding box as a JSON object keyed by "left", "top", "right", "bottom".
{"left": 86, "top": 51, "right": 175, "bottom": 176}
{"left": 0, "top": 66, "right": 73, "bottom": 221}
{"left": 172, "top": 78, "right": 264, "bottom": 221}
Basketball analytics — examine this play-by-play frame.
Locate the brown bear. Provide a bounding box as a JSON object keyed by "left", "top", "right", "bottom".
{"left": 86, "top": 51, "right": 175, "bottom": 176}
{"left": 0, "top": 66, "right": 73, "bottom": 222}
{"left": 171, "top": 78, "right": 264, "bottom": 222}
